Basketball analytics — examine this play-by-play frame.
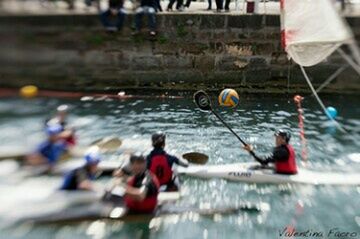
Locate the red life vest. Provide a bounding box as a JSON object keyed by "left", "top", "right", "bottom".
{"left": 275, "top": 144, "right": 298, "bottom": 174}
{"left": 149, "top": 154, "right": 173, "bottom": 186}
{"left": 65, "top": 135, "right": 76, "bottom": 146}
{"left": 124, "top": 172, "right": 160, "bottom": 213}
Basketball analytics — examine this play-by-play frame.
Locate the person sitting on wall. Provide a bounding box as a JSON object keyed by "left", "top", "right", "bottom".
{"left": 183, "top": 0, "right": 192, "bottom": 9}
{"left": 64, "top": 0, "right": 75, "bottom": 10}
{"left": 85, "top": 0, "right": 101, "bottom": 11}
{"left": 100, "top": 0, "right": 127, "bottom": 32}
{"left": 167, "top": 0, "right": 184, "bottom": 11}
{"left": 155, "top": 0, "right": 163, "bottom": 12}
{"left": 134, "top": 0, "right": 157, "bottom": 36}
{"left": 214, "top": 0, "right": 223, "bottom": 12}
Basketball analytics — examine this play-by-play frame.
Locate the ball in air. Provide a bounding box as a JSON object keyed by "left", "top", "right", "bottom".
{"left": 218, "top": 89, "right": 239, "bottom": 108}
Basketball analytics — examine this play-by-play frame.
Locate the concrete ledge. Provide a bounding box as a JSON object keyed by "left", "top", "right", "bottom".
{"left": 0, "top": 13, "right": 359, "bottom": 94}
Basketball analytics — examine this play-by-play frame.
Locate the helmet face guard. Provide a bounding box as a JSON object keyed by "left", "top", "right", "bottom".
{"left": 274, "top": 129, "right": 291, "bottom": 143}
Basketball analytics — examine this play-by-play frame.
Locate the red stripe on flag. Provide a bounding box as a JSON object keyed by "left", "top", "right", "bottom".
{"left": 280, "top": 0, "right": 284, "bottom": 9}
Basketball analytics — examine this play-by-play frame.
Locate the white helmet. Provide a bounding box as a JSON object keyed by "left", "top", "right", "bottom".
{"left": 57, "top": 104, "right": 69, "bottom": 113}
{"left": 84, "top": 146, "right": 102, "bottom": 165}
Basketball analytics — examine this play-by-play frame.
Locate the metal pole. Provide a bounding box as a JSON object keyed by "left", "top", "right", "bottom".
{"left": 337, "top": 48, "right": 360, "bottom": 76}
{"left": 315, "top": 65, "right": 347, "bottom": 93}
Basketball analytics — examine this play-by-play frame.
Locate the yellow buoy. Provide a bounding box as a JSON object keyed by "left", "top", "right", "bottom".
{"left": 20, "top": 85, "right": 38, "bottom": 98}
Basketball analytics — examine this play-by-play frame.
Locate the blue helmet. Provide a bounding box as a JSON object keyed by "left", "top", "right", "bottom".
{"left": 46, "top": 123, "right": 63, "bottom": 136}
{"left": 84, "top": 148, "right": 101, "bottom": 165}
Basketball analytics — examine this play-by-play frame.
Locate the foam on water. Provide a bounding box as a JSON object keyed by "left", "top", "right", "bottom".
{"left": 0, "top": 95, "right": 359, "bottom": 239}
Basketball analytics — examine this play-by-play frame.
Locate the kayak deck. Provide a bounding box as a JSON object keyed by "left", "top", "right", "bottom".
{"left": 8, "top": 190, "right": 181, "bottom": 224}
{"left": 176, "top": 163, "right": 360, "bottom": 185}
{"left": 24, "top": 200, "right": 264, "bottom": 224}
{"left": 9, "top": 189, "right": 266, "bottom": 224}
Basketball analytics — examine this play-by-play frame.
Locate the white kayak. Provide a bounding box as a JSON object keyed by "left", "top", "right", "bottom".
{"left": 2, "top": 189, "right": 182, "bottom": 225}
{"left": 0, "top": 159, "right": 123, "bottom": 182}
{"left": 176, "top": 162, "right": 360, "bottom": 185}
{"left": 53, "top": 159, "right": 123, "bottom": 175}
{"left": 6, "top": 190, "right": 266, "bottom": 224}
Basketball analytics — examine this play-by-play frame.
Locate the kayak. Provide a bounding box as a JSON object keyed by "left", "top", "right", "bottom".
{"left": 55, "top": 159, "right": 122, "bottom": 175}
{"left": 30, "top": 202, "right": 266, "bottom": 224}
{"left": 0, "top": 137, "right": 126, "bottom": 178}
{"left": 4, "top": 189, "right": 182, "bottom": 225}
{"left": 2, "top": 177, "right": 267, "bottom": 225}
{"left": 0, "top": 147, "right": 30, "bottom": 161}
{"left": 176, "top": 162, "right": 360, "bottom": 185}
{"left": 0, "top": 159, "right": 123, "bottom": 181}
{"left": 12, "top": 191, "right": 265, "bottom": 224}
{"left": 0, "top": 136, "right": 123, "bottom": 162}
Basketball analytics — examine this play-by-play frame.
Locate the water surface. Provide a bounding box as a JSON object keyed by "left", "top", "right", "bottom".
{"left": 0, "top": 94, "right": 359, "bottom": 239}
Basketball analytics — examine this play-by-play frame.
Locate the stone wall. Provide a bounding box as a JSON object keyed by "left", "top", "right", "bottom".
{"left": 0, "top": 13, "right": 359, "bottom": 93}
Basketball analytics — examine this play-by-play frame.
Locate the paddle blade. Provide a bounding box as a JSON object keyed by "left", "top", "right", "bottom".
{"left": 194, "top": 91, "right": 212, "bottom": 112}
{"left": 91, "top": 137, "right": 122, "bottom": 153}
{"left": 182, "top": 152, "right": 208, "bottom": 165}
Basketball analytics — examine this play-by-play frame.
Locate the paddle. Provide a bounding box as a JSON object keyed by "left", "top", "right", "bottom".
{"left": 90, "top": 136, "right": 122, "bottom": 153}
{"left": 64, "top": 136, "right": 123, "bottom": 159}
{"left": 182, "top": 152, "right": 208, "bottom": 165}
{"left": 193, "top": 90, "right": 256, "bottom": 158}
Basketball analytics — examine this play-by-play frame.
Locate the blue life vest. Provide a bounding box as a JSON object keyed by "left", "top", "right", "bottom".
{"left": 37, "top": 140, "right": 67, "bottom": 165}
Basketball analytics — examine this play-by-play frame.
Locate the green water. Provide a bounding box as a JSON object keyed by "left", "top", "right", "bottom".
{"left": 0, "top": 94, "right": 359, "bottom": 239}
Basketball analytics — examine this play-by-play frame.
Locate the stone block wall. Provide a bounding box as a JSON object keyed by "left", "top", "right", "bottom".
{"left": 0, "top": 13, "right": 359, "bottom": 93}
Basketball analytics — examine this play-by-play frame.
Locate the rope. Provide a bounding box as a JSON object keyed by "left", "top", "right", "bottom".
{"left": 293, "top": 95, "right": 307, "bottom": 162}
{"left": 299, "top": 65, "right": 346, "bottom": 133}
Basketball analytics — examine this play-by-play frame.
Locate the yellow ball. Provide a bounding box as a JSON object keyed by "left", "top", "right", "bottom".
{"left": 218, "top": 89, "right": 239, "bottom": 107}
{"left": 20, "top": 85, "right": 38, "bottom": 98}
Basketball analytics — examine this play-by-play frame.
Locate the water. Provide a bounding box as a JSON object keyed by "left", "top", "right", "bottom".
{"left": 0, "top": 94, "right": 359, "bottom": 239}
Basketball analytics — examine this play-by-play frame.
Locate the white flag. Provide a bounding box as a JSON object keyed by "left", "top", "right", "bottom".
{"left": 281, "top": 0, "right": 353, "bottom": 66}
